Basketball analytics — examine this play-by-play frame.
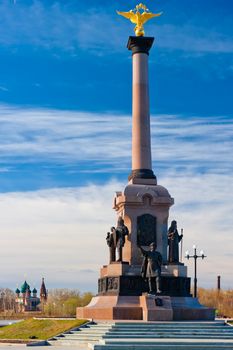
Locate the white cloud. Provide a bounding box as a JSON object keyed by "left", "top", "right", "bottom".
{"left": 0, "top": 173, "right": 232, "bottom": 291}
{"left": 163, "top": 173, "right": 233, "bottom": 289}
{"left": 0, "top": 182, "right": 117, "bottom": 291}
{"left": 0, "top": 105, "right": 232, "bottom": 177}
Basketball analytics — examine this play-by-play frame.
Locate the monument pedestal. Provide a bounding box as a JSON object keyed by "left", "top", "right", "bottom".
{"left": 76, "top": 295, "right": 173, "bottom": 321}
{"left": 77, "top": 261, "right": 214, "bottom": 320}
{"left": 76, "top": 294, "right": 215, "bottom": 321}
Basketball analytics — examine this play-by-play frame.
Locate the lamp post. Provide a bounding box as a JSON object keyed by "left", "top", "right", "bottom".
{"left": 185, "top": 245, "right": 206, "bottom": 298}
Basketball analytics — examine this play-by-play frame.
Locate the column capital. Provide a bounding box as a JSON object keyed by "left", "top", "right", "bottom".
{"left": 127, "top": 36, "right": 154, "bottom": 55}
{"left": 128, "top": 169, "right": 156, "bottom": 181}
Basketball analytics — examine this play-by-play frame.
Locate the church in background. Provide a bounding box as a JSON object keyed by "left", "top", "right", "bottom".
{"left": 15, "top": 278, "right": 48, "bottom": 312}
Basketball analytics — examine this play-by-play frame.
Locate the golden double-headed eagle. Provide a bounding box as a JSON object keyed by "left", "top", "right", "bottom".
{"left": 117, "top": 3, "right": 162, "bottom": 37}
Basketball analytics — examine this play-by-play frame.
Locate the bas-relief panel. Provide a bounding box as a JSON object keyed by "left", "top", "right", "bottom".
{"left": 137, "top": 214, "right": 157, "bottom": 246}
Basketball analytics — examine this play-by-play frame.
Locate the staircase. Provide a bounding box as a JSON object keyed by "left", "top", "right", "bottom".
{"left": 49, "top": 321, "right": 233, "bottom": 350}
{"left": 49, "top": 322, "right": 114, "bottom": 348}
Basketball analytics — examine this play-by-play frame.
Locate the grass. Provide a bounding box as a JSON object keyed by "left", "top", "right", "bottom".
{"left": 0, "top": 318, "right": 88, "bottom": 341}
{"left": 198, "top": 288, "right": 233, "bottom": 318}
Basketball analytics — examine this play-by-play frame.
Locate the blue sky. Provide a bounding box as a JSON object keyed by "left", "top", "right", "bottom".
{"left": 0, "top": 0, "right": 232, "bottom": 291}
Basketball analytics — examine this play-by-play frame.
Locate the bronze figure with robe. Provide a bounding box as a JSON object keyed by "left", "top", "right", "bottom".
{"left": 167, "top": 220, "right": 183, "bottom": 263}
{"left": 106, "top": 227, "right": 116, "bottom": 263}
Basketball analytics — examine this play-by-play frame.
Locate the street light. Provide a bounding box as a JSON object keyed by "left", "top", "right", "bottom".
{"left": 185, "top": 245, "right": 206, "bottom": 298}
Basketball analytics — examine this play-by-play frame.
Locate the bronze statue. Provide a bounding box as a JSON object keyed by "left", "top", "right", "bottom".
{"left": 117, "top": 3, "right": 162, "bottom": 37}
{"left": 139, "top": 242, "right": 162, "bottom": 294}
{"left": 106, "top": 217, "right": 129, "bottom": 263}
{"left": 167, "top": 220, "right": 183, "bottom": 263}
{"left": 106, "top": 227, "right": 116, "bottom": 263}
{"left": 115, "top": 217, "right": 129, "bottom": 262}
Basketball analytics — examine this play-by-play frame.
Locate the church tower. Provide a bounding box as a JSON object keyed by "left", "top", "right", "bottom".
{"left": 40, "top": 277, "right": 48, "bottom": 302}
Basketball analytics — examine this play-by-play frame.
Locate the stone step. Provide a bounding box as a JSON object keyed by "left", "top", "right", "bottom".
{"left": 65, "top": 331, "right": 233, "bottom": 337}
{"left": 56, "top": 333, "right": 103, "bottom": 338}
{"left": 83, "top": 326, "right": 114, "bottom": 328}
{"left": 56, "top": 337, "right": 104, "bottom": 341}
{"left": 107, "top": 331, "right": 232, "bottom": 335}
{"left": 66, "top": 331, "right": 109, "bottom": 335}
{"left": 57, "top": 336, "right": 233, "bottom": 343}
{"left": 110, "top": 326, "right": 228, "bottom": 331}
{"left": 55, "top": 333, "right": 104, "bottom": 339}
{"left": 101, "top": 339, "right": 233, "bottom": 345}
{"left": 87, "top": 324, "right": 115, "bottom": 327}
{"left": 113, "top": 329, "right": 231, "bottom": 333}
{"left": 91, "top": 345, "right": 233, "bottom": 350}
{"left": 110, "top": 326, "right": 226, "bottom": 330}
{"left": 114, "top": 320, "right": 226, "bottom": 326}
{"left": 77, "top": 325, "right": 113, "bottom": 329}
{"left": 62, "top": 336, "right": 107, "bottom": 339}
{"left": 113, "top": 322, "right": 225, "bottom": 328}
{"left": 100, "top": 336, "right": 233, "bottom": 345}
{"left": 62, "top": 334, "right": 104, "bottom": 340}
{"left": 71, "top": 329, "right": 113, "bottom": 334}
{"left": 49, "top": 340, "right": 95, "bottom": 347}
{"left": 102, "top": 334, "right": 233, "bottom": 339}
{"left": 109, "top": 327, "right": 232, "bottom": 333}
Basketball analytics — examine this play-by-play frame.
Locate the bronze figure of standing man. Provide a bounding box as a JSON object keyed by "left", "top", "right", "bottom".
{"left": 115, "top": 217, "right": 129, "bottom": 262}
{"left": 106, "top": 217, "right": 129, "bottom": 263}
{"left": 139, "top": 242, "right": 162, "bottom": 294}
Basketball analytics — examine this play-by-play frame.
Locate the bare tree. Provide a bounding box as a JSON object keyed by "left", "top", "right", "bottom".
{"left": 0, "top": 288, "right": 16, "bottom": 312}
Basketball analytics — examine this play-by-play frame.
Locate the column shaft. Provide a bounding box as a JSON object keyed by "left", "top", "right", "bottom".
{"left": 127, "top": 36, "right": 156, "bottom": 181}
{"left": 132, "top": 52, "right": 152, "bottom": 171}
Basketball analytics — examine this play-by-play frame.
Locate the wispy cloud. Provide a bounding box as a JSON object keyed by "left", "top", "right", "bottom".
{"left": 0, "top": 105, "right": 232, "bottom": 178}
{"left": 0, "top": 86, "right": 9, "bottom": 92}
{"left": 156, "top": 24, "right": 233, "bottom": 54}
{"left": 0, "top": 1, "right": 232, "bottom": 57}
{"left": 0, "top": 167, "right": 10, "bottom": 173}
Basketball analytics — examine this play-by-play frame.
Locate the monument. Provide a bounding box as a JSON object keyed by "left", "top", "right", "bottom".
{"left": 77, "top": 3, "right": 214, "bottom": 321}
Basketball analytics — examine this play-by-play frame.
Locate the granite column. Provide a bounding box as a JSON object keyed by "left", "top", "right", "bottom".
{"left": 127, "top": 36, "right": 156, "bottom": 182}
